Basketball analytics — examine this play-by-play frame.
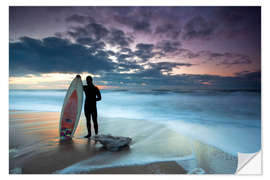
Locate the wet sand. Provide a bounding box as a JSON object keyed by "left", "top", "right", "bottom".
{"left": 89, "top": 161, "right": 186, "bottom": 174}
{"left": 10, "top": 137, "right": 186, "bottom": 174}
{"left": 11, "top": 148, "right": 186, "bottom": 174}
{"left": 9, "top": 111, "right": 186, "bottom": 174}
{"left": 9, "top": 111, "right": 237, "bottom": 174}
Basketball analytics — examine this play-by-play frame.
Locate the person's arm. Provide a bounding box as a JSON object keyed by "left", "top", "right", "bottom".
{"left": 83, "top": 85, "right": 87, "bottom": 92}
{"left": 96, "top": 87, "right": 101, "bottom": 101}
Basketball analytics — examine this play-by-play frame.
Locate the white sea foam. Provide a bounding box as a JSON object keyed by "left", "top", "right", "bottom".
{"left": 54, "top": 153, "right": 195, "bottom": 174}
{"left": 9, "top": 89, "right": 261, "bottom": 158}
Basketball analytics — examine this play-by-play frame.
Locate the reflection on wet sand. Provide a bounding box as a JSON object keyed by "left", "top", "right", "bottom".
{"left": 9, "top": 111, "right": 238, "bottom": 174}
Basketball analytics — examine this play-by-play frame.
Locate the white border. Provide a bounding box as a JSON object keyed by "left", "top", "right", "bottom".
{"left": 7, "top": 0, "right": 262, "bottom": 6}
{"left": 3, "top": 0, "right": 268, "bottom": 180}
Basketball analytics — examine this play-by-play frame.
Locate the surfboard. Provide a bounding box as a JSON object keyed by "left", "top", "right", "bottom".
{"left": 59, "top": 75, "right": 83, "bottom": 139}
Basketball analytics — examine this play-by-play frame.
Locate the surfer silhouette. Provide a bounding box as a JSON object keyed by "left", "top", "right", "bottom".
{"left": 83, "top": 75, "right": 101, "bottom": 138}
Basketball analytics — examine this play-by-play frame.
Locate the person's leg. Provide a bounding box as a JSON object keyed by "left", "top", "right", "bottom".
{"left": 92, "top": 108, "right": 98, "bottom": 135}
{"left": 84, "top": 104, "right": 91, "bottom": 137}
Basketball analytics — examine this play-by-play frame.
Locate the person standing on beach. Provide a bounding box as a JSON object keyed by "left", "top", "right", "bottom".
{"left": 83, "top": 75, "right": 101, "bottom": 138}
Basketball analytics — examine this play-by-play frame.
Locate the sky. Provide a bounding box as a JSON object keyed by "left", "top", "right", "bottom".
{"left": 9, "top": 6, "right": 261, "bottom": 90}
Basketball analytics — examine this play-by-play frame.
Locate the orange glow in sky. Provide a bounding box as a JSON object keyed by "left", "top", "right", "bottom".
{"left": 9, "top": 73, "right": 108, "bottom": 89}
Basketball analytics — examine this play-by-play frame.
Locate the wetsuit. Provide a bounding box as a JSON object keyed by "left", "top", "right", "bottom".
{"left": 83, "top": 84, "right": 101, "bottom": 136}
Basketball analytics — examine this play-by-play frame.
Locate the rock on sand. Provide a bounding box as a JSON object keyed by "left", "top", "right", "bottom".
{"left": 91, "top": 134, "right": 132, "bottom": 151}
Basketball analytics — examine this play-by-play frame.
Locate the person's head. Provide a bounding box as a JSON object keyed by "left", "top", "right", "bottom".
{"left": 86, "top": 76, "right": 93, "bottom": 85}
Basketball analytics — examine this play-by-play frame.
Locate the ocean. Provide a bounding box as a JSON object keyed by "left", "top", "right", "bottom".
{"left": 9, "top": 89, "right": 261, "bottom": 173}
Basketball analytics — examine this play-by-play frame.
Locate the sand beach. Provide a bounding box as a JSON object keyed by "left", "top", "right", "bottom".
{"left": 9, "top": 111, "right": 238, "bottom": 174}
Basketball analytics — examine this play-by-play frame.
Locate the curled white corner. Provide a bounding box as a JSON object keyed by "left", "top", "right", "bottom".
{"left": 236, "top": 151, "right": 262, "bottom": 174}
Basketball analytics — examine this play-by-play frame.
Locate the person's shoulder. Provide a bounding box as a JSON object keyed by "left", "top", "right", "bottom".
{"left": 94, "top": 85, "right": 100, "bottom": 90}
{"left": 94, "top": 86, "right": 101, "bottom": 92}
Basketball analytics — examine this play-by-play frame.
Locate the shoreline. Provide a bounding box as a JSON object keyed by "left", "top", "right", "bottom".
{"left": 86, "top": 161, "right": 187, "bottom": 174}
{"left": 10, "top": 137, "right": 187, "bottom": 174}
{"left": 9, "top": 110, "right": 238, "bottom": 174}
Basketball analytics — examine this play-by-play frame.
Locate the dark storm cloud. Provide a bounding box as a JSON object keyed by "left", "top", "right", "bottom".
{"left": 155, "top": 23, "right": 182, "bottom": 39}
{"left": 9, "top": 7, "right": 260, "bottom": 90}
{"left": 84, "top": 23, "right": 109, "bottom": 40}
{"left": 66, "top": 14, "right": 95, "bottom": 24}
{"left": 120, "top": 47, "right": 133, "bottom": 54}
{"left": 113, "top": 47, "right": 138, "bottom": 62}
{"left": 67, "top": 22, "right": 109, "bottom": 41}
{"left": 134, "top": 43, "right": 155, "bottom": 62}
{"left": 217, "top": 7, "right": 260, "bottom": 29}
{"left": 183, "top": 16, "right": 218, "bottom": 40}
{"left": 218, "top": 8, "right": 244, "bottom": 26}
{"left": 76, "top": 37, "right": 95, "bottom": 45}
{"left": 115, "top": 43, "right": 161, "bottom": 63}
{"left": 234, "top": 71, "right": 261, "bottom": 81}
{"left": 151, "top": 62, "right": 192, "bottom": 70}
{"left": 114, "top": 41, "right": 183, "bottom": 63}
{"left": 111, "top": 7, "right": 186, "bottom": 35}
{"left": 9, "top": 36, "right": 115, "bottom": 75}
{"left": 9, "top": 36, "right": 190, "bottom": 77}
{"left": 106, "top": 63, "right": 191, "bottom": 87}
{"left": 66, "top": 14, "right": 87, "bottom": 23}
{"left": 136, "top": 43, "right": 154, "bottom": 51}
{"left": 165, "top": 70, "right": 260, "bottom": 89}
{"left": 76, "top": 37, "right": 106, "bottom": 52}
{"left": 212, "top": 7, "right": 261, "bottom": 40}
{"left": 141, "top": 62, "right": 193, "bottom": 76}
{"left": 97, "top": 62, "right": 195, "bottom": 87}
{"left": 9, "top": 35, "right": 260, "bottom": 90}
{"left": 196, "top": 51, "right": 252, "bottom": 66}
{"left": 67, "top": 26, "right": 89, "bottom": 39}
{"left": 211, "top": 71, "right": 261, "bottom": 89}
{"left": 66, "top": 21, "right": 134, "bottom": 48}
{"left": 116, "top": 62, "right": 143, "bottom": 72}
{"left": 178, "top": 7, "right": 260, "bottom": 42}
{"left": 103, "top": 7, "right": 258, "bottom": 42}
{"left": 156, "top": 40, "right": 181, "bottom": 53}
{"left": 99, "top": 69, "right": 260, "bottom": 90}
{"left": 106, "top": 29, "right": 134, "bottom": 47}
{"left": 116, "top": 53, "right": 134, "bottom": 62}
{"left": 173, "top": 49, "right": 252, "bottom": 66}
{"left": 113, "top": 15, "right": 151, "bottom": 33}
{"left": 134, "top": 62, "right": 192, "bottom": 78}
{"left": 211, "top": 53, "right": 252, "bottom": 66}
{"left": 50, "top": 7, "right": 260, "bottom": 59}
{"left": 10, "top": 7, "right": 260, "bottom": 43}
{"left": 133, "top": 21, "right": 151, "bottom": 32}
